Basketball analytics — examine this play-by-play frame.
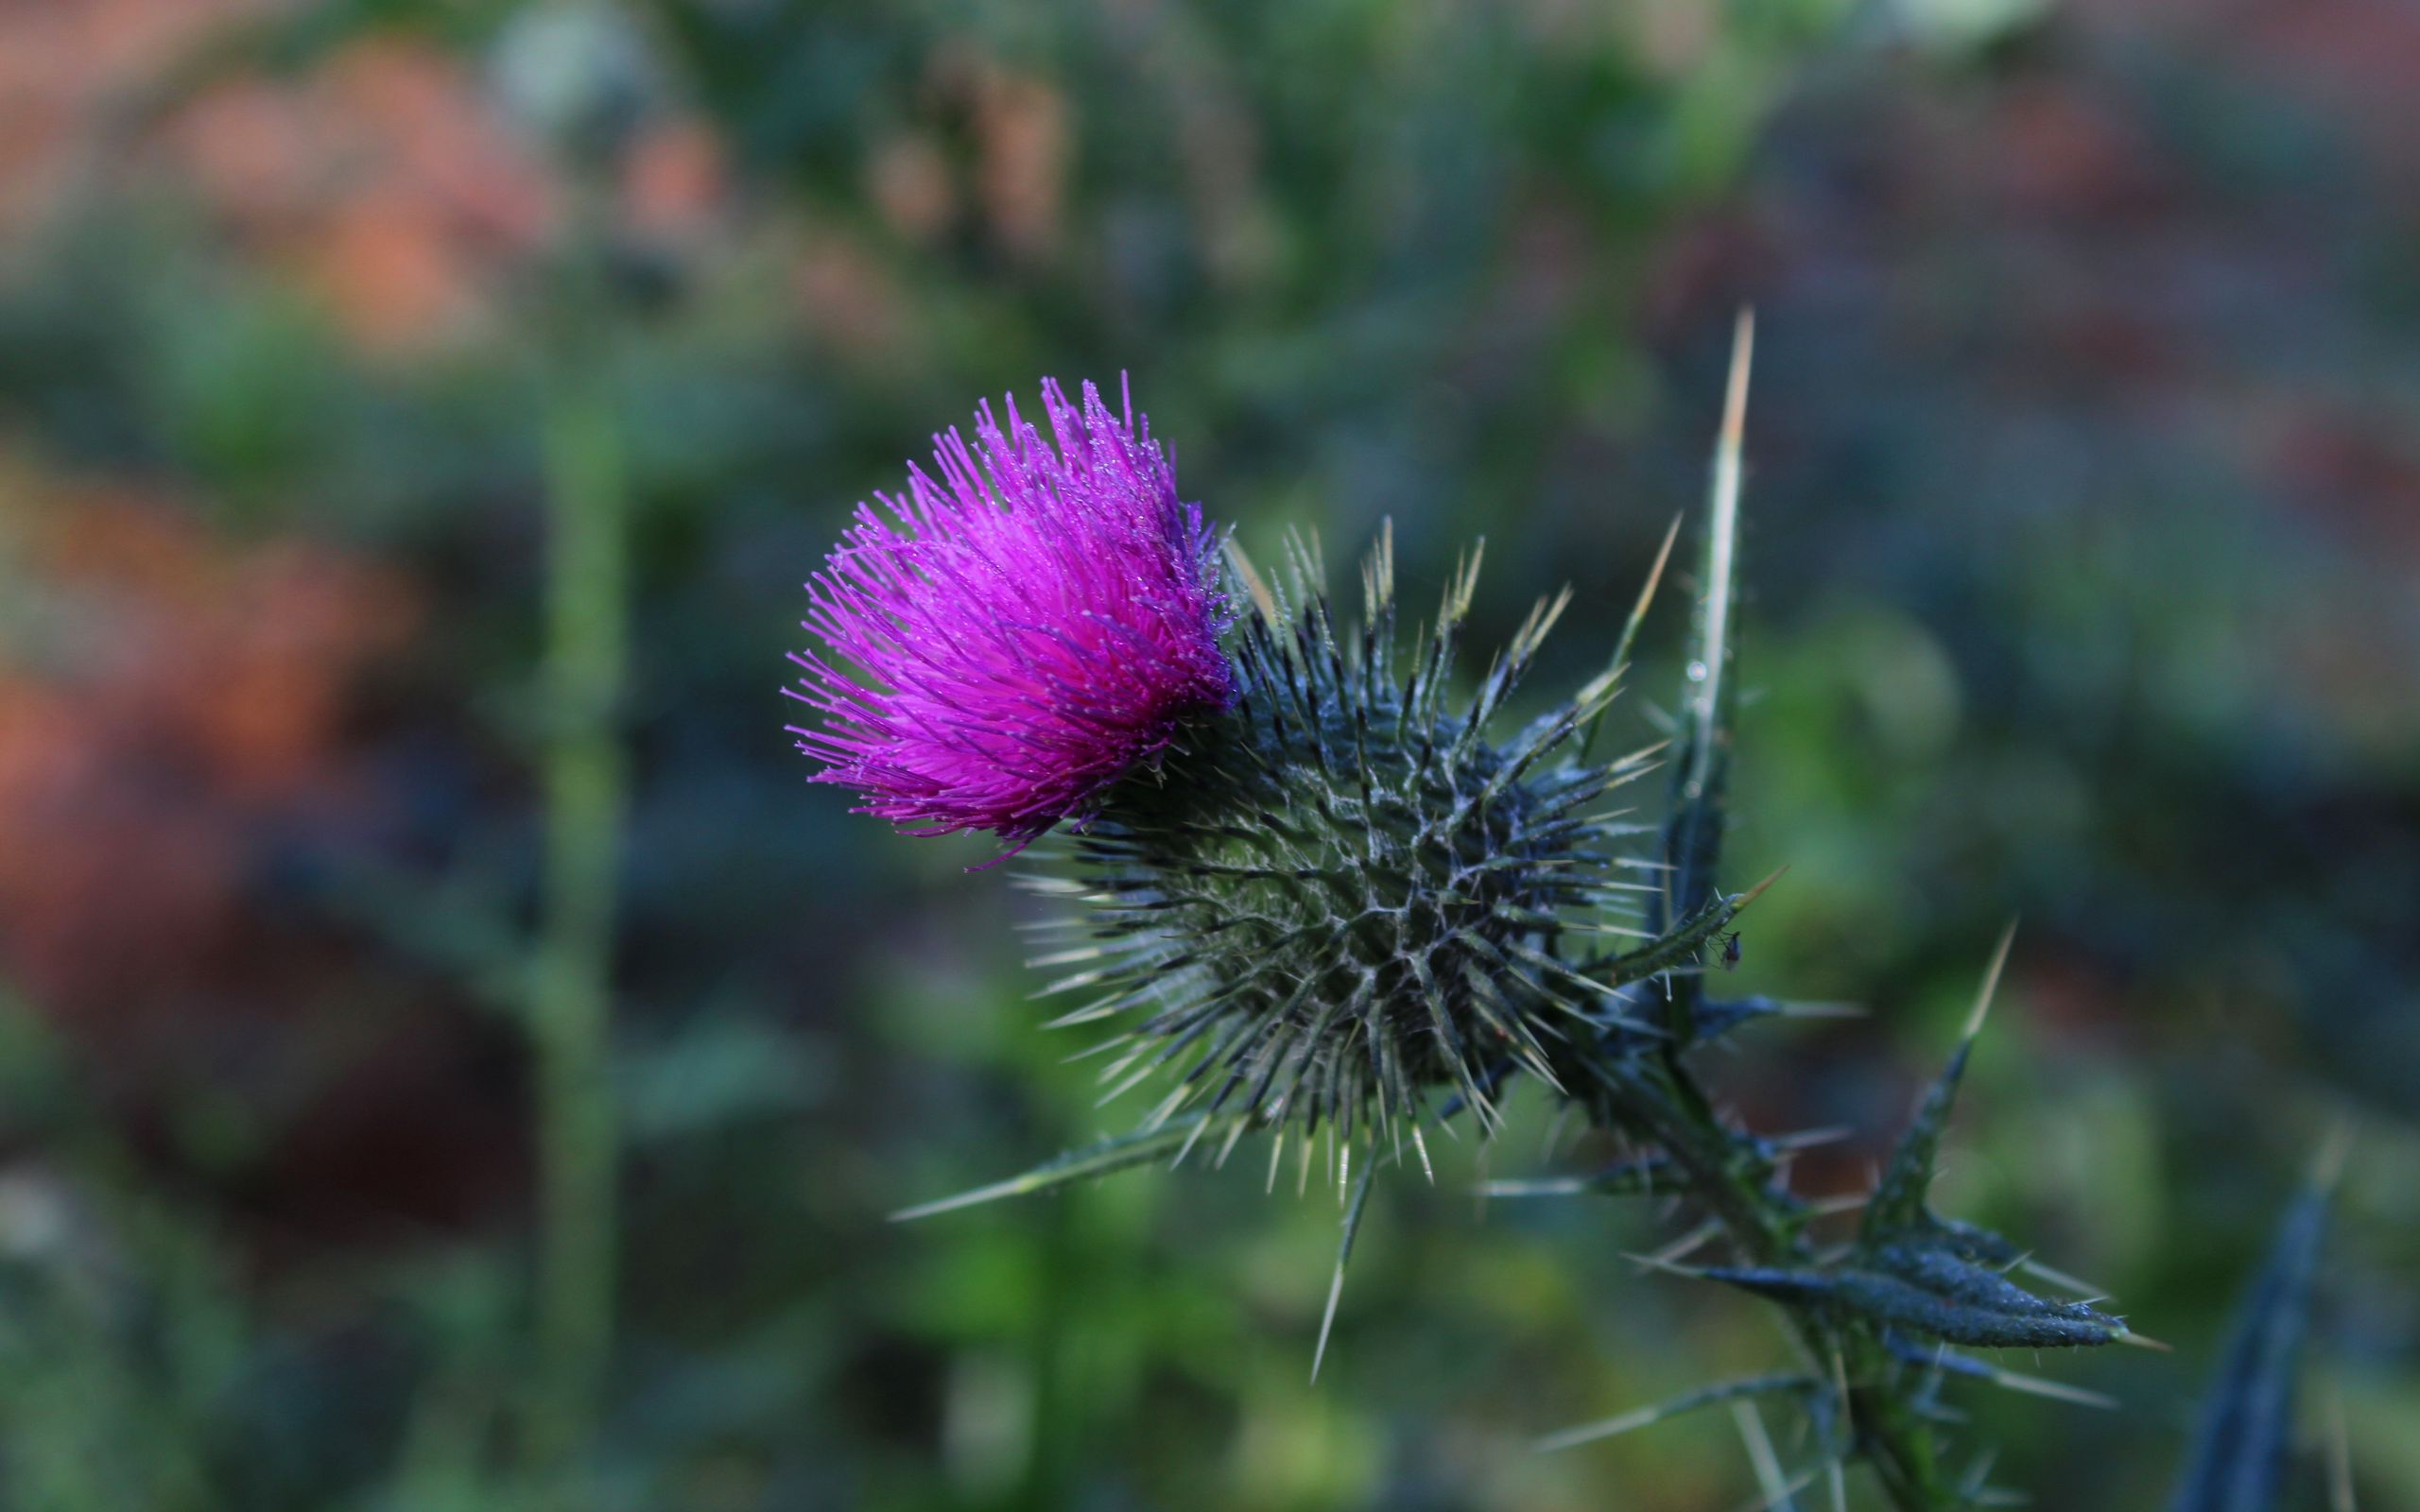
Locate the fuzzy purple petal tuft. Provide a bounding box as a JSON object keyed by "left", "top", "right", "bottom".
{"left": 789, "top": 378, "right": 1236, "bottom": 850}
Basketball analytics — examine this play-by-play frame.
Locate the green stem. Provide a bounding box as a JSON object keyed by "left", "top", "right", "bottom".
{"left": 1588, "top": 1053, "right": 1953, "bottom": 1509}
{"left": 1592, "top": 312, "right": 1948, "bottom": 1506}
{"left": 527, "top": 333, "right": 629, "bottom": 1477}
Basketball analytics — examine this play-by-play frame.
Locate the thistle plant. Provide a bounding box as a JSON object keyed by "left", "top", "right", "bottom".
{"left": 794, "top": 327, "right": 2331, "bottom": 1510}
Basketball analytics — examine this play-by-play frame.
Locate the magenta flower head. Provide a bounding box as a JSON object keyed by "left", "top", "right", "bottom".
{"left": 790, "top": 378, "right": 1235, "bottom": 850}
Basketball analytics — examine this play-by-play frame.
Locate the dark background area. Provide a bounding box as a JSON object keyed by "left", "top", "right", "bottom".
{"left": 0, "top": 1, "right": 2411, "bottom": 1507}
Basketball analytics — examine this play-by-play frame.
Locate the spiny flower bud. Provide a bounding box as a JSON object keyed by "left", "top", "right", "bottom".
{"left": 790, "top": 379, "right": 1234, "bottom": 849}
{"left": 1027, "top": 531, "right": 1660, "bottom": 1143}
{"left": 797, "top": 383, "right": 1661, "bottom": 1146}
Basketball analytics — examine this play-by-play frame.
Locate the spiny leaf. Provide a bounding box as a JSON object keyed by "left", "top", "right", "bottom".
{"left": 2167, "top": 1132, "right": 2344, "bottom": 1512}
{"left": 1534, "top": 1373, "right": 1816, "bottom": 1453}
{"left": 1482, "top": 1151, "right": 1681, "bottom": 1199}
{"left": 1882, "top": 1330, "right": 2118, "bottom": 1411}
{"left": 1692, "top": 993, "right": 1864, "bottom": 1039}
{"left": 1657, "top": 308, "right": 1754, "bottom": 1037}
{"left": 1733, "top": 1396, "right": 1802, "bottom": 1512}
{"left": 1589, "top": 866, "right": 1786, "bottom": 986}
{"left": 1577, "top": 510, "right": 1681, "bottom": 763}
{"left": 1224, "top": 535, "right": 1281, "bottom": 624}
{"left": 1311, "top": 1159, "right": 1376, "bottom": 1382}
{"left": 890, "top": 1113, "right": 1248, "bottom": 1220}
{"left": 1485, "top": 1124, "right": 1848, "bottom": 1201}
{"left": 1703, "top": 1263, "right": 2127, "bottom": 1350}
{"left": 1861, "top": 923, "right": 2015, "bottom": 1244}
{"left": 1587, "top": 984, "right": 1856, "bottom": 1050}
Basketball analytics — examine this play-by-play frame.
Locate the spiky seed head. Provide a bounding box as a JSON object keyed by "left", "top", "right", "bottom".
{"left": 1037, "top": 531, "right": 1656, "bottom": 1141}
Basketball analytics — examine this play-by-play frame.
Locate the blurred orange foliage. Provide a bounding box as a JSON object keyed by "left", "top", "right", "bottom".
{"left": 5, "top": 7, "right": 727, "bottom": 356}
{"left": 0, "top": 462, "right": 524, "bottom": 1247}
{"left": 0, "top": 456, "right": 418, "bottom": 1014}
{"left": 0, "top": 0, "right": 271, "bottom": 237}
{"left": 167, "top": 38, "right": 558, "bottom": 352}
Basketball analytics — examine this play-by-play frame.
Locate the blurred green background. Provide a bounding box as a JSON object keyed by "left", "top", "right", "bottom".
{"left": 0, "top": 1, "right": 2413, "bottom": 1508}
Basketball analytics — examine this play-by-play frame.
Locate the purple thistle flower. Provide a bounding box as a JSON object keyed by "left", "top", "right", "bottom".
{"left": 789, "top": 378, "right": 1235, "bottom": 849}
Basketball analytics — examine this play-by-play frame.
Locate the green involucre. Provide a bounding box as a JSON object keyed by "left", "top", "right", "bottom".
{"left": 1027, "top": 530, "right": 1660, "bottom": 1141}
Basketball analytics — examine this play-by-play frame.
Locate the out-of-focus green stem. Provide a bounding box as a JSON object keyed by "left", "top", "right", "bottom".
{"left": 527, "top": 323, "right": 629, "bottom": 1477}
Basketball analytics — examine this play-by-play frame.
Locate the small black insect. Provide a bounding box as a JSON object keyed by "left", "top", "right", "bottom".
{"left": 1716, "top": 931, "right": 1742, "bottom": 971}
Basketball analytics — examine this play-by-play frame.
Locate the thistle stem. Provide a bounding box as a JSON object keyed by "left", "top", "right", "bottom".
{"left": 1585, "top": 311, "right": 1948, "bottom": 1507}
{"left": 1589, "top": 1050, "right": 1953, "bottom": 1509}
{"left": 527, "top": 310, "right": 629, "bottom": 1481}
